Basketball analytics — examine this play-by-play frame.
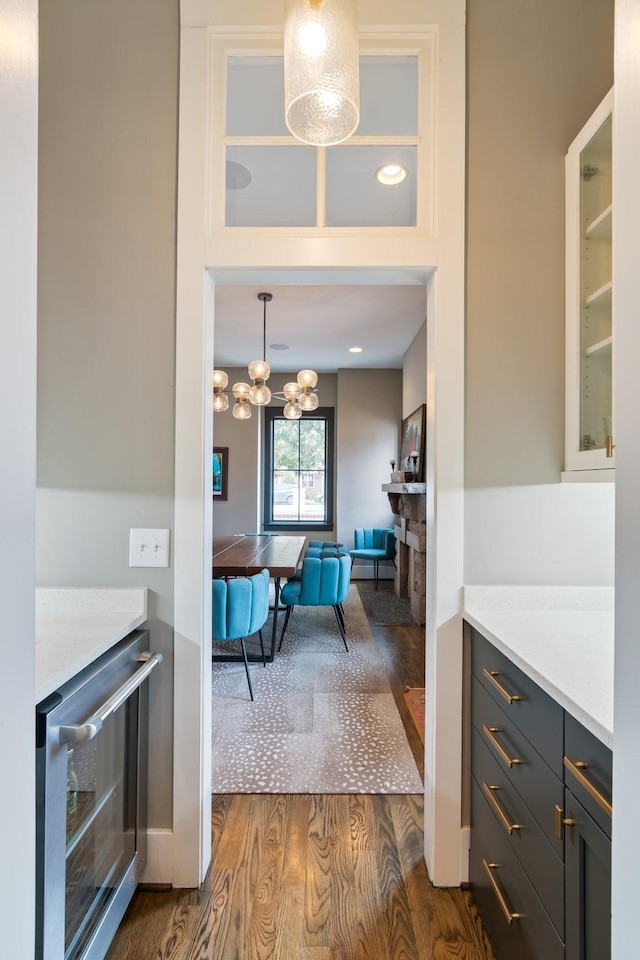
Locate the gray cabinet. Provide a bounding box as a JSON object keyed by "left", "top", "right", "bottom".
{"left": 563, "top": 713, "right": 612, "bottom": 960}
{"left": 467, "top": 624, "right": 612, "bottom": 960}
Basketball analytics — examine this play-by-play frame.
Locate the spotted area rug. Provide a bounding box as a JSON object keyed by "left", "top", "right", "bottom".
{"left": 211, "top": 585, "right": 423, "bottom": 794}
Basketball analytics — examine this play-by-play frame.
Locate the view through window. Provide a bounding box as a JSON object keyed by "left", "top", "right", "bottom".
{"left": 264, "top": 408, "right": 334, "bottom": 530}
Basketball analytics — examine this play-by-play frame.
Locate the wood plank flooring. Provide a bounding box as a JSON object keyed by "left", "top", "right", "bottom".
{"left": 106, "top": 583, "right": 494, "bottom": 960}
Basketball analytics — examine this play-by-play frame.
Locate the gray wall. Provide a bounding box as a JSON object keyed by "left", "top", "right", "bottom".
{"left": 466, "top": 0, "right": 614, "bottom": 488}
{"left": 36, "top": 0, "right": 179, "bottom": 827}
{"left": 336, "top": 368, "right": 401, "bottom": 564}
{"left": 403, "top": 320, "right": 427, "bottom": 417}
{"left": 464, "top": 0, "right": 616, "bottom": 586}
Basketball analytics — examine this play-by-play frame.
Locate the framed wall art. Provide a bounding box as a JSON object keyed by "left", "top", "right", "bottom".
{"left": 212, "top": 447, "right": 228, "bottom": 500}
{"left": 399, "top": 405, "right": 426, "bottom": 480}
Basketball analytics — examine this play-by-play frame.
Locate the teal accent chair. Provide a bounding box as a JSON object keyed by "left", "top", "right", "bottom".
{"left": 349, "top": 528, "right": 396, "bottom": 590}
{"left": 212, "top": 568, "right": 270, "bottom": 700}
{"left": 278, "top": 553, "right": 352, "bottom": 652}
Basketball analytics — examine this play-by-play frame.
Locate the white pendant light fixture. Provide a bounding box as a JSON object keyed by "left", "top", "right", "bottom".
{"left": 213, "top": 293, "right": 319, "bottom": 420}
{"left": 284, "top": 0, "right": 360, "bottom": 146}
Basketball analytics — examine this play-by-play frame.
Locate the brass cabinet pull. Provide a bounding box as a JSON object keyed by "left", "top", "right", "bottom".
{"left": 482, "top": 724, "right": 523, "bottom": 768}
{"left": 554, "top": 804, "right": 576, "bottom": 840}
{"left": 606, "top": 435, "right": 615, "bottom": 458}
{"left": 482, "top": 668, "right": 522, "bottom": 705}
{"left": 483, "top": 782, "right": 521, "bottom": 835}
{"left": 564, "top": 756, "right": 612, "bottom": 818}
{"left": 482, "top": 859, "right": 521, "bottom": 925}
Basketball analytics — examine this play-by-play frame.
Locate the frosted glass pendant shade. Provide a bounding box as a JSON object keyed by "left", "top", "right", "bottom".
{"left": 212, "top": 369, "right": 229, "bottom": 412}
{"left": 249, "top": 383, "right": 272, "bottom": 406}
{"left": 299, "top": 390, "right": 319, "bottom": 411}
{"left": 283, "top": 401, "right": 302, "bottom": 420}
{"left": 248, "top": 359, "right": 271, "bottom": 381}
{"left": 284, "top": 0, "right": 360, "bottom": 146}
{"left": 212, "top": 392, "right": 229, "bottom": 412}
{"left": 297, "top": 368, "right": 318, "bottom": 389}
{"left": 283, "top": 381, "right": 302, "bottom": 401}
{"left": 232, "top": 400, "right": 252, "bottom": 420}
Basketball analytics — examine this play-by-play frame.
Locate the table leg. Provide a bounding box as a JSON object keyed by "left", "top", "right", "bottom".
{"left": 270, "top": 577, "right": 281, "bottom": 660}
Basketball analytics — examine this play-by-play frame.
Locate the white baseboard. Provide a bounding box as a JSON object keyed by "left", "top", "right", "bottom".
{"left": 460, "top": 825, "right": 470, "bottom": 883}
{"left": 142, "top": 828, "right": 174, "bottom": 885}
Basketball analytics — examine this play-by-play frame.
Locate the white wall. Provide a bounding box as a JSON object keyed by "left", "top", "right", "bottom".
{"left": 37, "top": 0, "right": 179, "bottom": 831}
{"left": 466, "top": 484, "right": 614, "bottom": 585}
{"left": 611, "top": 1, "right": 640, "bottom": 955}
{"left": 0, "top": 0, "right": 38, "bottom": 953}
{"left": 465, "top": 0, "right": 614, "bottom": 586}
{"left": 336, "top": 368, "right": 401, "bottom": 563}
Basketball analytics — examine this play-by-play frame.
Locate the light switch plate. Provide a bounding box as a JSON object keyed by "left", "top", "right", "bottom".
{"left": 129, "top": 528, "right": 170, "bottom": 567}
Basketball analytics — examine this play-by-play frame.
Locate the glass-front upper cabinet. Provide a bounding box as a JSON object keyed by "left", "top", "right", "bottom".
{"left": 565, "top": 89, "right": 614, "bottom": 473}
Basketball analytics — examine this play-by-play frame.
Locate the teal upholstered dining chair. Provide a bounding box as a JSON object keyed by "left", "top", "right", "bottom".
{"left": 349, "top": 528, "right": 396, "bottom": 590}
{"left": 212, "top": 568, "right": 270, "bottom": 701}
{"left": 278, "top": 553, "right": 352, "bottom": 652}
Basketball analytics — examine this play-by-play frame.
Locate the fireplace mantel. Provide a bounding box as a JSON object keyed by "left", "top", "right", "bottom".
{"left": 382, "top": 483, "right": 426, "bottom": 624}
{"left": 381, "top": 482, "right": 426, "bottom": 494}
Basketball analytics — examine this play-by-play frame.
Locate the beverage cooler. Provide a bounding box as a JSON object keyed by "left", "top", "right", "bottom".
{"left": 36, "top": 630, "right": 162, "bottom": 960}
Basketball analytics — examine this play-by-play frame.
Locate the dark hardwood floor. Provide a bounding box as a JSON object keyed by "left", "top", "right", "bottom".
{"left": 106, "top": 582, "right": 493, "bottom": 960}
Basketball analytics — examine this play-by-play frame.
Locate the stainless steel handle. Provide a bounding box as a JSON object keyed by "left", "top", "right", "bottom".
{"left": 58, "top": 652, "right": 162, "bottom": 744}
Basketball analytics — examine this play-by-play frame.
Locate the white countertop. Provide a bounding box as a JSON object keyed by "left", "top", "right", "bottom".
{"left": 463, "top": 586, "right": 614, "bottom": 748}
{"left": 36, "top": 589, "right": 148, "bottom": 702}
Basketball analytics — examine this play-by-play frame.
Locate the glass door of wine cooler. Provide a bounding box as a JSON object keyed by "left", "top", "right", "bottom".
{"left": 36, "top": 631, "right": 160, "bottom": 960}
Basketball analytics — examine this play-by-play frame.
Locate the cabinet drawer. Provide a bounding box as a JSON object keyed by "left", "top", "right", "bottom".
{"left": 472, "top": 726, "right": 564, "bottom": 936}
{"left": 470, "top": 777, "right": 564, "bottom": 960}
{"left": 470, "top": 627, "right": 563, "bottom": 778}
{"left": 471, "top": 677, "right": 564, "bottom": 854}
{"left": 564, "top": 712, "right": 612, "bottom": 838}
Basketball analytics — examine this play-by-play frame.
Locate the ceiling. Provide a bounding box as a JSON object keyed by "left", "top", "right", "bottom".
{"left": 213, "top": 285, "right": 427, "bottom": 372}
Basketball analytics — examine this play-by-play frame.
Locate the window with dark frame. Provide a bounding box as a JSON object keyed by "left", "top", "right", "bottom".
{"left": 263, "top": 407, "right": 334, "bottom": 531}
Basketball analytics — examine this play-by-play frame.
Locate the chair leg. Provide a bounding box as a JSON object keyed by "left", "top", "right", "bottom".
{"left": 258, "top": 628, "right": 266, "bottom": 666}
{"left": 336, "top": 603, "right": 346, "bottom": 633}
{"left": 333, "top": 605, "right": 349, "bottom": 652}
{"left": 240, "top": 637, "right": 254, "bottom": 701}
{"left": 374, "top": 560, "right": 379, "bottom": 590}
{"left": 278, "top": 605, "right": 292, "bottom": 652}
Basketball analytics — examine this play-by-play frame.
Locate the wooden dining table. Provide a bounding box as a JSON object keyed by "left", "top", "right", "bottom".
{"left": 212, "top": 534, "right": 306, "bottom": 662}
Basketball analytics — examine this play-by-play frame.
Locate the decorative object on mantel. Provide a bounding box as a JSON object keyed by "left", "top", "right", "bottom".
{"left": 390, "top": 470, "right": 413, "bottom": 483}
{"left": 400, "top": 404, "right": 426, "bottom": 481}
{"left": 212, "top": 293, "right": 319, "bottom": 421}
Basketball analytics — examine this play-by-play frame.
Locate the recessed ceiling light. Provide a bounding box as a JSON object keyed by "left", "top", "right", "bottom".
{"left": 226, "top": 160, "right": 252, "bottom": 190}
{"left": 349, "top": 346, "right": 363, "bottom": 353}
{"left": 269, "top": 343, "right": 289, "bottom": 351}
{"left": 375, "top": 162, "right": 407, "bottom": 186}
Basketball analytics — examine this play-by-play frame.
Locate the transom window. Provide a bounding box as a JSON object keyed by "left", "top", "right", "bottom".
{"left": 213, "top": 41, "right": 433, "bottom": 233}
{"left": 263, "top": 408, "right": 334, "bottom": 531}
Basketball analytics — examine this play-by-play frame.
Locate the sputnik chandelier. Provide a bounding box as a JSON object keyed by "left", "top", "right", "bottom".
{"left": 212, "top": 293, "right": 319, "bottom": 421}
